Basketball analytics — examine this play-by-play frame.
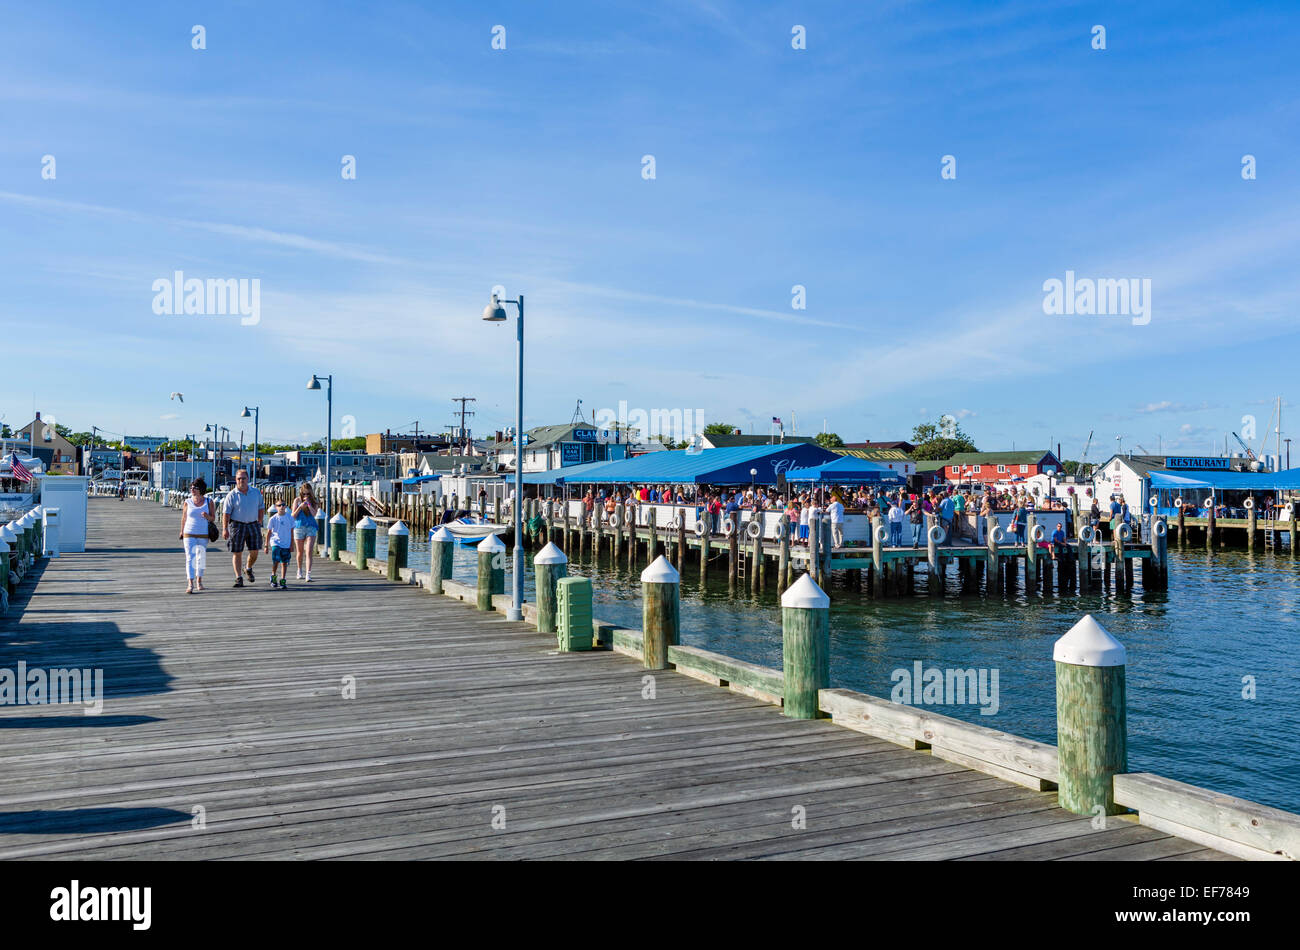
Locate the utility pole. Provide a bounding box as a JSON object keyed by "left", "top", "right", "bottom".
{"left": 451, "top": 397, "right": 476, "bottom": 453}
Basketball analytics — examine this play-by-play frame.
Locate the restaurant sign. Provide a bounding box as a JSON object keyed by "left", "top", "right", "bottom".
{"left": 1164, "top": 456, "right": 1232, "bottom": 471}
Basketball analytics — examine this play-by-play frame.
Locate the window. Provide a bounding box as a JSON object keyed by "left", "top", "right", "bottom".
{"left": 972, "top": 465, "right": 981, "bottom": 474}
{"left": 1020, "top": 464, "right": 1029, "bottom": 474}
{"left": 951, "top": 466, "right": 960, "bottom": 474}
{"left": 997, "top": 465, "right": 1007, "bottom": 473}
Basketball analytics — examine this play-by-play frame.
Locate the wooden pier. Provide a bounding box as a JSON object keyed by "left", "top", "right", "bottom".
{"left": 0, "top": 499, "right": 1250, "bottom": 860}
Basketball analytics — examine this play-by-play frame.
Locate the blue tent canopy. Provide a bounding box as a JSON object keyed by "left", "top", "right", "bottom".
{"left": 556, "top": 443, "right": 839, "bottom": 485}
{"left": 785, "top": 455, "right": 905, "bottom": 486}
{"left": 1149, "top": 468, "right": 1300, "bottom": 492}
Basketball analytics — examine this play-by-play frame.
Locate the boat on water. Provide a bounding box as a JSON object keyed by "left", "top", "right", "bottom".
{"left": 441, "top": 517, "right": 509, "bottom": 545}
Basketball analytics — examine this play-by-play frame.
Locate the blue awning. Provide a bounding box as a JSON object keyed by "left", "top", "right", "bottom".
{"left": 549, "top": 443, "right": 840, "bottom": 485}
{"left": 785, "top": 455, "right": 905, "bottom": 485}
{"left": 401, "top": 474, "right": 440, "bottom": 485}
{"left": 1149, "top": 468, "right": 1300, "bottom": 491}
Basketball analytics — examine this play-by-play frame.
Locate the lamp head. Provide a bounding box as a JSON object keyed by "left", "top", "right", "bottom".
{"left": 482, "top": 294, "right": 507, "bottom": 322}
{"left": 307, "top": 376, "right": 322, "bottom": 391}
{"left": 240, "top": 407, "right": 252, "bottom": 418}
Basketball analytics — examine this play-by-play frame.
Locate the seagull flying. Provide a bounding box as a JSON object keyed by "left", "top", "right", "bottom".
{"left": 169, "top": 392, "right": 184, "bottom": 402}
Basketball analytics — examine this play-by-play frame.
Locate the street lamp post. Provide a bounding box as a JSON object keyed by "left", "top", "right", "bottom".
{"left": 204, "top": 423, "right": 219, "bottom": 488}
{"left": 241, "top": 406, "right": 260, "bottom": 487}
{"left": 482, "top": 292, "right": 525, "bottom": 621}
{"left": 308, "top": 375, "right": 333, "bottom": 525}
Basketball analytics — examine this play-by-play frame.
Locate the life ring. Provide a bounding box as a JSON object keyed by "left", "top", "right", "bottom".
{"left": 874, "top": 525, "right": 888, "bottom": 543}
{"left": 1117, "top": 523, "right": 1132, "bottom": 541}
{"left": 1285, "top": 503, "right": 1294, "bottom": 515}
{"left": 1030, "top": 524, "right": 1045, "bottom": 542}
{"left": 1174, "top": 497, "right": 1183, "bottom": 507}
{"left": 693, "top": 520, "right": 706, "bottom": 537}
{"left": 745, "top": 519, "right": 762, "bottom": 540}
{"left": 775, "top": 519, "right": 788, "bottom": 540}
{"left": 1149, "top": 497, "right": 1158, "bottom": 508}
{"left": 1244, "top": 497, "right": 1255, "bottom": 510}
{"left": 1080, "top": 525, "right": 1095, "bottom": 542}
{"left": 927, "top": 524, "right": 946, "bottom": 545}
{"left": 1203, "top": 498, "right": 1214, "bottom": 509}
{"left": 1153, "top": 519, "right": 1167, "bottom": 537}
{"left": 722, "top": 518, "right": 735, "bottom": 537}
{"left": 990, "top": 525, "right": 1005, "bottom": 544}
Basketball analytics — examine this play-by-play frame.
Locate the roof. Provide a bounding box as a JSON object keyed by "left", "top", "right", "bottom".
{"left": 947, "top": 450, "right": 1059, "bottom": 466}
{"left": 1094, "top": 454, "right": 1171, "bottom": 477}
{"left": 521, "top": 459, "right": 618, "bottom": 485}
{"left": 842, "top": 441, "right": 916, "bottom": 453}
{"left": 913, "top": 459, "right": 950, "bottom": 473}
{"left": 701, "top": 434, "right": 818, "bottom": 449}
{"left": 834, "top": 447, "right": 912, "bottom": 462}
{"left": 550, "top": 443, "right": 839, "bottom": 485}
{"left": 518, "top": 423, "right": 639, "bottom": 449}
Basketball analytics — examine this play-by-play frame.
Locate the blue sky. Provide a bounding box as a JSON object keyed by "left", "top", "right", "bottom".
{"left": 2, "top": 0, "right": 1298, "bottom": 460}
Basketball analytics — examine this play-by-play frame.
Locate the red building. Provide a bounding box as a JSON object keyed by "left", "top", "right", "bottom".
{"left": 941, "top": 450, "right": 1062, "bottom": 485}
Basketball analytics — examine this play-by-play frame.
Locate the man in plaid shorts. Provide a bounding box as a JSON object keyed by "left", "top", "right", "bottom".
{"left": 223, "top": 469, "right": 266, "bottom": 588}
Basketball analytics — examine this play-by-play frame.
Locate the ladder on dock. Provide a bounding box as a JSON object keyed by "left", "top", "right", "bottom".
{"left": 360, "top": 495, "right": 384, "bottom": 518}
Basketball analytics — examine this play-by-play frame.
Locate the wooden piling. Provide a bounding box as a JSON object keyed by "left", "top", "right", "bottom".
{"left": 476, "top": 534, "right": 505, "bottom": 611}
{"left": 727, "top": 514, "right": 739, "bottom": 592}
{"left": 781, "top": 574, "right": 830, "bottom": 720}
{"left": 329, "top": 514, "right": 346, "bottom": 561}
{"left": 641, "top": 555, "right": 680, "bottom": 671}
{"left": 534, "top": 542, "right": 567, "bottom": 634}
{"left": 386, "top": 521, "right": 408, "bottom": 582}
{"left": 776, "top": 513, "right": 790, "bottom": 594}
{"left": 356, "top": 516, "right": 377, "bottom": 571}
{"left": 429, "top": 525, "right": 453, "bottom": 595}
{"left": 677, "top": 508, "right": 687, "bottom": 569}
{"left": 926, "top": 516, "right": 941, "bottom": 596}
{"left": 1054, "top": 615, "right": 1128, "bottom": 816}
{"left": 647, "top": 507, "right": 658, "bottom": 564}
{"left": 871, "top": 516, "right": 884, "bottom": 597}
{"left": 985, "top": 515, "right": 1000, "bottom": 594}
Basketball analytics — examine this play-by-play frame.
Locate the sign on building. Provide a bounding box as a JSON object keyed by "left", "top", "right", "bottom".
{"left": 1164, "top": 456, "right": 1231, "bottom": 471}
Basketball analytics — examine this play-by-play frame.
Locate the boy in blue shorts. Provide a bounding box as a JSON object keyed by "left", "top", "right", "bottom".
{"left": 264, "top": 500, "right": 295, "bottom": 589}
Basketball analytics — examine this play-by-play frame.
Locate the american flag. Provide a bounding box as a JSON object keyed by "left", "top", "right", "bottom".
{"left": 771, "top": 416, "right": 782, "bottom": 426}
{"left": 6, "top": 453, "right": 33, "bottom": 483}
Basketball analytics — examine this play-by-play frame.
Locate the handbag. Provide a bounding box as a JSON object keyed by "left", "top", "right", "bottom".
{"left": 207, "top": 500, "right": 220, "bottom": 542}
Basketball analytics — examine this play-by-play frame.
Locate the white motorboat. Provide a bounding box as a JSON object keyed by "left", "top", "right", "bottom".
{"left": 441, "top": 517, "right": 509, "bottom": 544}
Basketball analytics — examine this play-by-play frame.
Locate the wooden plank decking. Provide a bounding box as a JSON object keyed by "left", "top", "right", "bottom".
{"left": 0, "top": 498, "right": 1230, "bottom": 860}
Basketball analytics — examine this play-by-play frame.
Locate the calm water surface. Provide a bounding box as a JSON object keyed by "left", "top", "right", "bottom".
{"left": 358, "top": 530, "right": 1300, "bottom": 813}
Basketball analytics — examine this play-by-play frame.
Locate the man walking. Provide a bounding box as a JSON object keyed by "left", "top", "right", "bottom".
{"left": 223, "top": 469, "right": 265, "bottom": 587}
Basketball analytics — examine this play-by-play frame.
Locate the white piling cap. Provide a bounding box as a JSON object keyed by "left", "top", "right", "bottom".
{"left": 640, "top": 554, "right": 680, "bottom": 584}
{"left": 1053, "top": 614, "right": 1126, "bottom": 667}
{"left": 388, "top": 520, "right": 409, "bottom": 536}
{"left": 477, "top": 533, "right": 506, "bottom": 552}
{"left": 781, "top": 572, "right": 830, "bottom": 609}
{"left": 329, "top": 513, "right": 347, "bottom": 524}
{"left": 356, "top": 516, "right": 377, "bottom": 530}
{"left": 0, "top": 524, "right": 15, "bottom": 542}
{"left": 0, "top": 539, "right": 7, "bottom": 551}
{"left": 534, "top": 541, "right": 568, "bottom": 565}
{"left": 430, "top": 526, "right": 453, "bottom": 542}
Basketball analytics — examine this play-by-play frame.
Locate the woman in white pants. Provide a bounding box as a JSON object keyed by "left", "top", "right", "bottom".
{"left": 179, "top": 478, "right": 215, "bottom": 593}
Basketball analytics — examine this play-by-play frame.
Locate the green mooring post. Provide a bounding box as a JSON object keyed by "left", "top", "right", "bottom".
{"left": 329, "top": 513, "right": 346, "bottom": 561}
{"left": 355, "top": 516, "right": 377, "bottom": 570}
{"left": 429, "top": 525, "right": 453, "bottom": 595}
{"left": 781, "top": 573, "right": 830, "bottom": 719}
{"left": 534, "top": 541, "right": 568, "bottom": 634}
{"left": 316, "top": 512, "right": 327, "bottom": 554}
{"left": 477, "top": 533, "right": 505, "bottom": 611}
{"left": 1054, "top": 614, "right": 1128, "bottom": 816}
{"left": 641, "top": 554, "right": 680, "bottom": 670}
{"left": 387, "top": 521, "right": 409, "bottom": 581}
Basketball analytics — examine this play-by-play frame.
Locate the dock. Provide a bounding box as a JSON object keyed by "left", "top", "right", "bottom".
{"left": 0, "top": 498, "right": 1262, "bottom": 860}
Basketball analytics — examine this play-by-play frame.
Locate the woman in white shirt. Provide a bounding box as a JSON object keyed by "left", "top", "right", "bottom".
{"left": 178, "top": 478, "right": 215, "bottom": 593}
